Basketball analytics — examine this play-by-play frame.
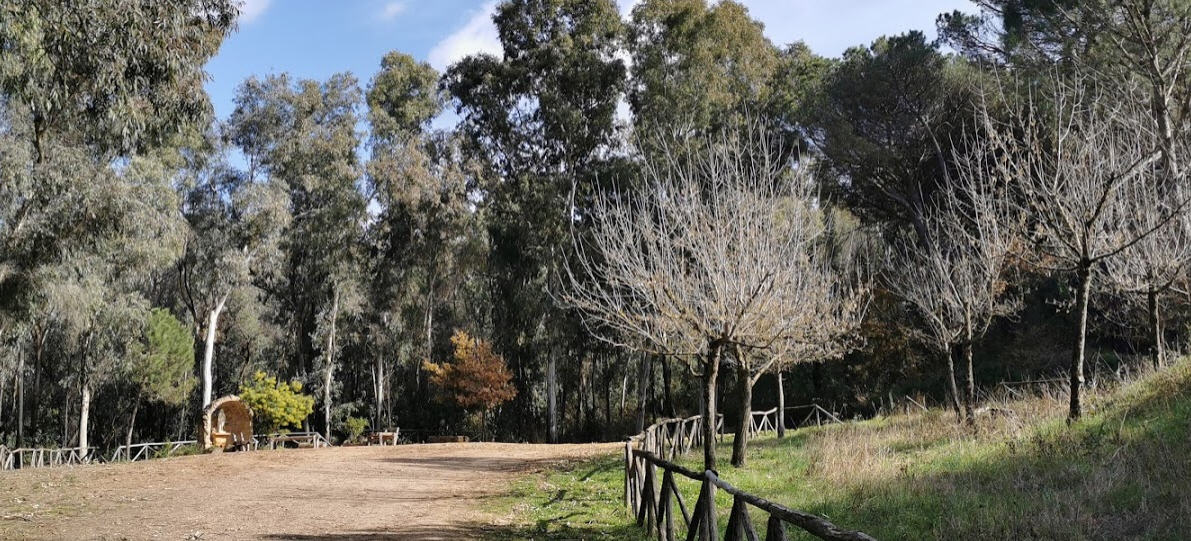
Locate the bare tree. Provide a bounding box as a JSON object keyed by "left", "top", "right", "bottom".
{"left": 727, "top": 253, "right": 867, "bottom": 466}
{"left": 1103, "top": 198, "right": 1191, "bottom": 368}
{"left": 885, "top": 142, "right": 1021, "bottom": 424}
{"left": 562, "top": 121, "right": 857, "bottom": 470}
{"left": 980, "top": 75, "right": 1187, "bottom": 421}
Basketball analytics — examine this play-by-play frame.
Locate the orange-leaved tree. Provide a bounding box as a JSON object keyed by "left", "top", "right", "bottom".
{"left": 423, "top": 330, "right": 517, "bottom": 440}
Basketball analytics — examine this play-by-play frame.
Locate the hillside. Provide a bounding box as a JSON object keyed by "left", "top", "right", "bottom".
{"left": 494, "top": 359, "right": 1191, "bottom": 540}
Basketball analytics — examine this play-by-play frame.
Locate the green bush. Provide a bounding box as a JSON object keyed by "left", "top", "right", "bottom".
{"left": 343, "top": 416, "right": 368, "bottom": 443}
{"left": 239, "top": 371, "right": 314, "bottom": 434}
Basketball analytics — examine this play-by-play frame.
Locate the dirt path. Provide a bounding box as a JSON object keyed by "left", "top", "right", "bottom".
{"left": 0, "top": 442, "right": 619, "bottom": 540}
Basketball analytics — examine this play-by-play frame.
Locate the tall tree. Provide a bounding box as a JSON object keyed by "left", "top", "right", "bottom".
{"left": 227, "top": 73, "right": 367, "bottom": 437}
{"left": 809, "top": 32, "right": 974, "bottom": 246}
{"left": 628, "top": 0, "right": 780, "bottom": 136}
{"left": 444, "top": 0, "right": 626, "bottom": 442}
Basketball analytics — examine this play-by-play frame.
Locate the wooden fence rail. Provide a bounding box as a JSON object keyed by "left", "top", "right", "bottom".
{"left": 1, "top": 446, "right": 96, "bottom": 470}
{"left": 3, "top": 430, "right": 334, "bottom": 471}
{"left": 625, "top": 407, "right": 870, "bottom": 540}
{"left": 109, "top": 440, "right": 199, "bottom": 462}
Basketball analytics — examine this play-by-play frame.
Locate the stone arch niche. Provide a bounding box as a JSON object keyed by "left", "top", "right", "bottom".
{"left": 199, "top": 395, "right": 254, "bottom": 450}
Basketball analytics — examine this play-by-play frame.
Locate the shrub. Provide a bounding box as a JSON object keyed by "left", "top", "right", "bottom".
{"left": 239, "top": 371, "right": 314, "bottom": 434}
{"left": 344, "top": 416, "right": 369, "bottom": 443}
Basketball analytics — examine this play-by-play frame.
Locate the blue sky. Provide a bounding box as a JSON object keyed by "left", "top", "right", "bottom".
{"left": 205, "top": 0, "right": 977, "bottom": 123}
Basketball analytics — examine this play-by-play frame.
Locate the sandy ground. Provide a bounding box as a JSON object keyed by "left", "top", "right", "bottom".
{"left": 0, "top": 442, "right": 619, "bottom": 540}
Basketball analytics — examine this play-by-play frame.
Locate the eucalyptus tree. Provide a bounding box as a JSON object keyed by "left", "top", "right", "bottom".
{"left": 628, "top": 0, "right": 780, "bottom": 136}
{"left": 444, "top": 0, "right": 626, "bottom": 441}
{"left": 227, "top": 73, "right": 368, "bottom": 437}
{"left": 365, "top": 52, "right": 473, "bottom": 416}
{"left": 981, "top": 76, "right": 1185, "bottom": 420}
{"left": 178, "top": 136, "right": 290, "bottom": 407}
{"left": 564, "top": 122, "right": 846, "bottom": 469}
{"left": 0, "top": 0, "right": 236, "bottom": 162}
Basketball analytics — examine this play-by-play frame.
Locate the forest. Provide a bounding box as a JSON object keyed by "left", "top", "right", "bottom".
{"left": 2, "top": 0, "right": 1190, "bottom": 476}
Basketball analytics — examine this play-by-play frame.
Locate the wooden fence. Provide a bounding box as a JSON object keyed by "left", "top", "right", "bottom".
{"left": 109, "top": 440, "right": 199, "bottom": 462}
{"left": 3, "top": 430, "right": 333, "bottom": 471}
{"left": 625, "top": 406, "right": 872, "bottom": 540}
{"left": 1, "top": 445, "right": 96, "bottom": 470}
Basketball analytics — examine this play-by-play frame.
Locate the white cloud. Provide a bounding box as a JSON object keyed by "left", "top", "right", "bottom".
{"left": 380, "top": 1, "right": 406, "bottom": 21}
{"left": 237, "top": 0, "right": 271, "bottom": 24}
{"left": 428, "top": 1, "right": 503, "bottom": 72}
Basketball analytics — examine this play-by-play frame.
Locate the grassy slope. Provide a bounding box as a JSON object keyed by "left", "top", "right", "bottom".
{"left": 492, "top": 358, "right": 1191, "bottom": 540}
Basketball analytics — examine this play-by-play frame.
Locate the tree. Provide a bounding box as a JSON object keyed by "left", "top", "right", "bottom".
{"left": 178, "top": 135, "right": 290, "bottom": 407}
{"left": 0, "top": 0, "right": 236, "bottom": 162}
{"left": 885, "top": 149, "right": 1021, "bottom": 424}
{"left": 239, "top": 371, "right": 315, "bottom": 434}
{"left": 809, "top": 32, "right": 974, "bottom": 246}
{"left": 1103, "top": 190, "right": 1191, "bottom": 369}
{"left": 563, "top": 121, "right": 861, "bottom": 469}
{"left": 126, "top": 308, "right": 196, "bottom": 447}
{"left": 423, "top": 330, "right": 517, "bottom": 439}
{"left": 227, "top": 73, "right": 368, "bottom": 439}
{"left": 628, "top": 0, "right": 780, "bottom": 136}
{"left": 727, "top": 255, "right": 866, "bottom": 466}
{"left": 444, "top": 0, "right": 626, "bottom": 442}
{"left": 980, "top": 75, "right": 1186, "bottom": 420}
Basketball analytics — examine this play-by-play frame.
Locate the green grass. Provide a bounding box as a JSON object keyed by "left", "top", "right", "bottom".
{"left": 495, "top": 358, "right": 1191, "bottom": 540}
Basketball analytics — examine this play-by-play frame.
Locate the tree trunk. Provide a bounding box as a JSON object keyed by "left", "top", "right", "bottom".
{"left": 1068, "top": 265, "right": 1092, "bottom": 421}
{"left": 78, "top": 385, "right": 91, "bottom": 453}
{"left": 944, "top": 343, "right": 962, "bottom": 422}
{"left": 202, "top": 295, "right": 228, "bottom": 407}
{"left": 547, "top": 353, "right": 558, "bottom": 443}
{"left": 373, "top": 354, "right": 386, "bottom": 429}
{"left": 963, "top": 306, "right": 976, "bottom": 425}
{"left": 730, "top": 355, "right": 752, "bottom": 468}
{"left": 661, "top": 355, "right": 675, "bottom": 418}
{"left": 635, "top": 353, "right": 651, "bottom": 433}
{"left": 776, "top": 370, "right": 786, "bottom": 439}
{"left": 126, "top": 400, "right": 140, "bottom": 449}
{"left": 17, "top": 348, "right": 24, "bottom": 446}
{"left": 323, "top": 288, "right": 340, "bottom": 442}
{"left": 1147, "top": 289, "right": 1164, "bottom": 369}
{"left": 701, "top": 342, "right": 722, "bottom": 471}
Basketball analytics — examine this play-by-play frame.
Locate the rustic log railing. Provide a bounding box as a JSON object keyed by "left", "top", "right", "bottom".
{"left": 109, "top": 440, "right": 199, "bottom": 462}
{"left": 1, "top": 446, "right": 96, "bottom": 470}
{"left": 627, "top": 449, "right": 876, "bottom": 541}
{"left": 783, "top": 404, "right": 843, "bottom": 429}
{"left": 625, "top": 407, "right": 870, "bottom": 541}
{"left": 749, "top": 408, "right": 777, "bottom": 435}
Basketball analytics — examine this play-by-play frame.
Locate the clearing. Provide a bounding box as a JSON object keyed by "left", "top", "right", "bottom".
{"left": 0, "top": 441, "right": 618, "bottom": 540}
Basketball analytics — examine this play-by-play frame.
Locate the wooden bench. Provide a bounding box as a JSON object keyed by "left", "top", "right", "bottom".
{"left": 368, "top": 430, "right": 400, "bottom": 446}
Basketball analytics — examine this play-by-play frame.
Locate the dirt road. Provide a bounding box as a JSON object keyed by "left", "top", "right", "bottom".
{"left": 0, "top": 442, "right": 619, "bottom": 540}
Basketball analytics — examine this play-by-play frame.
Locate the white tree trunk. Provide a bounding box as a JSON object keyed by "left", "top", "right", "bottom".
{"left": 202, "top": 295, "right": 228, "bottom": 407}
{"left": 78, "top": 385, "right": 91, "bottom": 453}
{"left": 323, "top": 288, "right": 340, "bottom": 442}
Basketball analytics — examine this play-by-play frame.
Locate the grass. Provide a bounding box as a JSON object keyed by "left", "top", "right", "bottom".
{"left": 494, "top": 358, "right": 1191, "bottom": 540}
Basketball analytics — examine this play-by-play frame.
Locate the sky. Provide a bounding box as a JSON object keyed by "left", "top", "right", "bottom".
{"left": 204, "top": 0, "right": 977, "bottom": 123}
